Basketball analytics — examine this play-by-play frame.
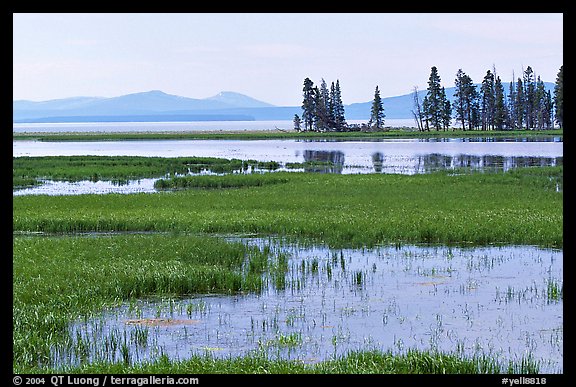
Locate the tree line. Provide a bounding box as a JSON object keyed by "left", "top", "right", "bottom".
{"left": 294, "top": 78, "right": 385, "bottom": 132}
{"left": 295, "top": 65, "right": 563, "bottom": 132}
{"left": 414, "top": 64, "right": 563, "bottom": 131}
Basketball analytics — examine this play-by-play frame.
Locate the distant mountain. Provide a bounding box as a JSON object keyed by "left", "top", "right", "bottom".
{"left": 13, "top": 96, "right": 105, "bottom": 112}
{"left": 206, "top": 91, "right": 274, "bottom": 108}
{"left": 13, "top": 90, "right": 275, "bottom": 122}
{"left": 13, "top": 83, "right": 555, "bottom": 123}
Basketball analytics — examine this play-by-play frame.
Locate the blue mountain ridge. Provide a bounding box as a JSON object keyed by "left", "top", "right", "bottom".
{"left": 13, "top": 84, "right": 555, "bottom": 123}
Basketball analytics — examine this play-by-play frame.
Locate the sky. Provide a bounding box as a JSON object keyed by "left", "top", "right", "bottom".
{"left": 13, "top": 13, "right": 563, "bottom": 106}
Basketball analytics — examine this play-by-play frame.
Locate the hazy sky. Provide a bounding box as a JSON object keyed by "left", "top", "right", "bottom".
{"left": 13, "top": 13, "right": 563, "bottom": 106}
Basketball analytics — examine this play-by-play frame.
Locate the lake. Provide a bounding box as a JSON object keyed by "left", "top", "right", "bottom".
{"left": 13, "top": 135, "right": 563, "bottom": 196}
{"left": 12, "top": 119, "right": 416, "bottom": 133}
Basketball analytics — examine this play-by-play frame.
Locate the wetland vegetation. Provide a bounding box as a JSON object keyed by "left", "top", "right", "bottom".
{"left": 12, "top": 128, "right": 564, "bottom": 142}
{"left": 12, "top": 131, "right": 563, "bottom": 374}
{"left": 13, "top": 165, "right": 562, "bottom": 248}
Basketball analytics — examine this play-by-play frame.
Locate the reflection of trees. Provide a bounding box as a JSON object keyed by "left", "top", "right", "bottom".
{"left": 303, "top": 150, "right": 345, "bottom": 173}
{"left": 414, "top": 154, "right": 563, "bottom": 173}
{"left": 372, "top": 152, "right": 384, "bottom": 173}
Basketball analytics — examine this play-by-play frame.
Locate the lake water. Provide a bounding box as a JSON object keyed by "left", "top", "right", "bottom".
{"left": 13, "top": 121, "right": 563, "bottom": 195}
{"left": 12, "top": 119, "right": 416, "bottom": 133}
{"left": 53, "top": 238, "right": 563, "bottom": 373}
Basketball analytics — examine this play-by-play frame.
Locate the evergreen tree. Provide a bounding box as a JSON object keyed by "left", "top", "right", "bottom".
{"left": 422, "top": 95, "right": 430, "bottom": 131}
{"left": 480, "top": 70, "right": 495, "bottom": 130}
{"left": 315, "top": 79, "right": 332, "bottom": 131}
{"left": 507, "top": 79, "right": 517, "bottom": 129}
{"left": 293, "top": 114, "right": 301, "bottom": 131}
{"left": 515, "top": 77, "right": 525, "bottom": 129}
{"left": 329, "top": 82, "right": 337, "bottom": 130}
{"left": 440, "top": 87, "right": 451, "bottom": 130}
{"left": 332, "top": 80, "right": 347, "bottom": 131}
{"left": 493, "top": 76, "right": 506, "bottom": 130}
{"left": 370, "top": 85, "right": 385, "bottom": 129}
{"left": 470, "top": 88, "right": 481, "bottom": 130}
{"left": 554, "top": 65, "right": 563, "bottom": 128}
{"left": 523, "top": 66, "right": 536, "bottom": 129}
{"left": 453, "top": 70, "right": 478, "bottom": 131}
{"left": 301, "top": 77, "right": 316, "bottom": 132}
{"left": 544, "top": 90, "right": 554, "bottom": 129}
{"left": 454, "top": 69, "right": 468, "bottom": 131}
{"left": 534, "top": 76, "right": 547, "bottom": 130}
{"left": 312, "top": 86, "right": 324, "bottom": 131}
{"left": 424, "top": 66, "right": 449, "bottom": 131}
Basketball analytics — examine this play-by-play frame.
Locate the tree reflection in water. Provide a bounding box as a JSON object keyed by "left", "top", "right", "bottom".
{"left": 370, "top": 152, "right": 562, "bottom": 174}
{"left": 303, "top": 150, "right": 345, "bottom": 173}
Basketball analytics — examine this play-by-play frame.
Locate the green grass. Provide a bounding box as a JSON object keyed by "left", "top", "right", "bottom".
{"left": 50, "top": 349, "right": 541, "bottom": 374}
{"left": 12, "top": 156, "right": 256, "bottom": 188}
{"left": 13, "top": 166, "right": 563, "bottom": 248}
{"left": 12, "top": 128, "right": 563, "bottom": 142}
{"left": 154, "top": 173, "right": 289, "bottom": 190}
{"left": 13, "top": 234, "right": 275, "bottom": 371}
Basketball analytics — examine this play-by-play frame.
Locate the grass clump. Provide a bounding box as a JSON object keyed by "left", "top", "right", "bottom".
{"left": 12, "top": 234, "right": 275, "bottom": 371}
{"left": 154, "top": 173, "right": 289, "bottom": 190}
{"left": 13, "top": 167, "right": 563, "bottom": 248}
{"left": 57, "top": 349, "right": 541, "bottom": 374}
{"left": 12, "top": 155, "right": 255, "bottom": 188}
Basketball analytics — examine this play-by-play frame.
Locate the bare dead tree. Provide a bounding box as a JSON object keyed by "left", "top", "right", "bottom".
{"left": 411, "top": 86, "right": 424, "bottom": 131}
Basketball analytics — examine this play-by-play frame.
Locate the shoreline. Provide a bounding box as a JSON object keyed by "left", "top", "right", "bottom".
{"left": 12, "top": 128, "right": 564, "bottom": 142}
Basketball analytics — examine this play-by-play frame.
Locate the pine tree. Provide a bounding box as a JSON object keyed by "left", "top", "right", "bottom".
{"left": 480, "top": 70, "right": 495, "bottom": 130}
{"left": 523, "top": 66, "right": 536, "bottom": 129}
{"left": 440, "top": 87, "right": 451, "bottom": 130}
{"left": 470, "top": 88, "right": 481, "bottom": 130}
{"left": 301, "top": 77, "right": 316, "bottom": 132}
{"left": 312, "top": 86, "right": 323, "bottom": 132}
{"left": 493, "top": 76, "right": 506, "bottom": 130}
{"left": 315, "top": 79, "right": 332, "bottom": 131}
{"left": 515, "top": 77, "right": 525, "bottom": 129}
{"left": 332, "top": 80, "right": 346, "bottom": 131}
{"left": 453, "top": 70, "right": 477, "bottom": 131}
{"left": 534, "top": 76, "right": 547, "bottom": 130}
{"left": 293, "top": 114, "right": 301, "bottom": 131}
{"left": 422, "top": 95, "right": 430, "bottom": 131}
{"left": 544, "top": 90, "right": 554, "bottom": 129}
{"left": 507, "top": 79, "right": 517, "bottom": 129}
{"left": 370, "top": 85, "right": 385, "bottom": 130}
{"left": 454, "top": 69, "right": 468, "bottom": 131}
{"left": 424, "top": 66, "right": 449, "bottom": 131}
{"left": 554, "top": 65, "right": 563, "bottom": 128}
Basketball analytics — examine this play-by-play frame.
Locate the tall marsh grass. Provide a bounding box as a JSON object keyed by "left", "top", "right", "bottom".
{"left": 12, "top": 156, "right": 257, "bottom": 188}
{"left": 59, "top": 349, "right": 541, "bottom": 374}
{"left": 13, "top": 167, "right": 563, "bottom": 248}
{"left": 12, "top": 234, "right": 275, "bottom": 371}
{"left": 154, "top": 173, "right": 289, "bottom": 190}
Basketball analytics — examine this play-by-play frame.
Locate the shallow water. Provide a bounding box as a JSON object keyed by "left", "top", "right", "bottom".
{"left": 54, "top": 239, "right": 563, "bottom": 373}
{"left": 13, "top": 137, "right": 563, "bottom": 196}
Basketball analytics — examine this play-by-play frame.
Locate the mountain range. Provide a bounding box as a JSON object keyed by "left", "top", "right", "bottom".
{"left": 13, "top": 83, "right": 555, "bottom": 123}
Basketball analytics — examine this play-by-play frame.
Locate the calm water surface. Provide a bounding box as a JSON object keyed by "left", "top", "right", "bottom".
{"left": 13, "top": 136, "right": 563, "bottom": 196}
{"left": 12, "top": 119, "right": 414, "bottom": 133}
{"left": 53, "top": 239, "right": 563, "bottom": 373}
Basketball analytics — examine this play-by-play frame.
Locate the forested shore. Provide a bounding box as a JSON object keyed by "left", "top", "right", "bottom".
{"left": 295, "top": 65, "right": 563, "bottom": 133}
